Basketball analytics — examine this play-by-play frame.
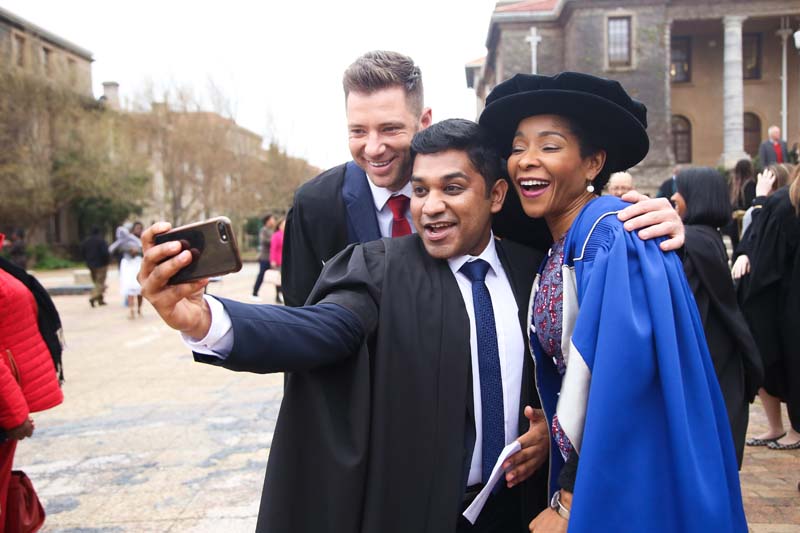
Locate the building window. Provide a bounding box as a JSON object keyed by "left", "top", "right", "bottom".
{"left": 670, "top": 37, "right": 691, "bottom": 83}
{"left": 13, "top": 34, "right": 25, "bottom": 67}
{"left": 672, "top": 115, "right": 692, "bottom": 164}
{"left": 67, "top": 58, "right": 77, "bottom": 85}
{"left": 608, "top": 16, "right": 632, "bottom": 67}
{"left": 41, "top": 47, "right": 52, "bottom": 76}
{"left": 742, "top": 33, "right": 761, "bottom": 80}
{"left": 743, "top": 112, "right": 761, "bottom": 158}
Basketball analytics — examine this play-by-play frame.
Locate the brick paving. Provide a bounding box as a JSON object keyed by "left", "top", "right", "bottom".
{"left": 18, "top": 264, "right": 279, "bottom": 532}
{"left": 13, "top": 264, "right": 800, "bottom": 531}
{"left": 741, "top": 400, "right": 800, "bottom": 532}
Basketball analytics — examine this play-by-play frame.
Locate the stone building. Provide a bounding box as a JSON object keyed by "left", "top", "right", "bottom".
{"left": 138, "top": 103, "right": 270, "bottom": 227}
{"left": 0, "top": 6, "right": 94, "bottom": 247}
{"left": 0, "top": 6, "right": 93, "bottom": 96}
{"left": 467, "top": 0, "right": 800, "bottom": 191}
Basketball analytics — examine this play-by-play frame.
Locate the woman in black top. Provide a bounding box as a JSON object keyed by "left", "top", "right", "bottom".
{"left": 671, "top": 167, "right": 763, "bottom": 466}
{"left": 734, "top": 165, "right": 800, "bottom": 450}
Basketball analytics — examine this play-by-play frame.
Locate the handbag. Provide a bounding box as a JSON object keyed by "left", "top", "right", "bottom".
{"left": 2, "top": 350, "right": 45, "bottom": 532}
{"left": 264, "top": 269, "right": 282, "bottom": 286}
{"left": 5, "top": 470, "right": 45, "bottom": 532}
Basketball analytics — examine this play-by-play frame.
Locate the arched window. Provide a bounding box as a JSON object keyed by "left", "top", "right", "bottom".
{"left": 671, "top": 115, "right": 691, "bottom": 164}
{"left": 743, "top": 112, "right": 761, "bottom": 158}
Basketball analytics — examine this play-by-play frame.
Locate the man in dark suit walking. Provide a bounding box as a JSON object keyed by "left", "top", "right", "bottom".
{"left": 758, "top": 125, "right": 789, "bottom": 166}
{"left": 80, "top": 226, "right": 110, "bottom": 307}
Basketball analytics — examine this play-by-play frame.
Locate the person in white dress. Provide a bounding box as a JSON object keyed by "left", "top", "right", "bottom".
{"left": 119, "top": 244, "right": 143, "bottom": 318}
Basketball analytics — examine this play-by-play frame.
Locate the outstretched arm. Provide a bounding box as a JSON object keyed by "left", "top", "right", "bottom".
{"left": 194, "top": 300, "right": 366, "bottom": 374}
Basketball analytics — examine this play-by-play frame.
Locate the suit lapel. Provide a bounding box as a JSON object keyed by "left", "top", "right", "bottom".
{"left": 342, "top": 161, "right": 381, "bottom": 244}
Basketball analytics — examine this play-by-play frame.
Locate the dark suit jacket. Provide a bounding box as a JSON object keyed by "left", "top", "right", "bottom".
{"left": 282, "top": 161, "right": 381, "bottom": 307}
{"left": 196, "top": 235, "right": 547, "bottom": 532}
{"left": 80, "top": 235, "right": 110, "bottom": 269}
{"left": 758, "top": 139, "right": 789, "bottom": 166}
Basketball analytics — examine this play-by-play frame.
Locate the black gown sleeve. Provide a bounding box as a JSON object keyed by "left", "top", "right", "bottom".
{"left": 282, "top": 199, "right": 322, "bottom": 308}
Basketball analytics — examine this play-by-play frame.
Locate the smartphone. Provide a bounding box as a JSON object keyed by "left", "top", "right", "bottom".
{"left": 154, "top": 216, "right": 242, "bottom": 285}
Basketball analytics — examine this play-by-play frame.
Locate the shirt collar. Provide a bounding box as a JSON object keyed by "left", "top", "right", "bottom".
{"left": 367, "top": 178, "right": 413, "bottom": 212}
{"left": 447, "top": 233, "right": 501, "bottom": 277}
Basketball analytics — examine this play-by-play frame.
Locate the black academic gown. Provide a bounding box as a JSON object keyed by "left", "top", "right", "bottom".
{"left": 200, "top": 235, "right": 547, "bottom": 533}
{"left": 682, "top": 225, "right": 763, "bottom": 466}
{"left": 282, "top": 163, "right": 351, "bottom": 307}
{"left": 737, "top": 187, "right": 800, "bottom": 429}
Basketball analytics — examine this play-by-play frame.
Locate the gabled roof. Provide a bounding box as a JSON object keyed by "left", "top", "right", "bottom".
{"left": 495, "top": 0, "right": 560, "bottom": 14}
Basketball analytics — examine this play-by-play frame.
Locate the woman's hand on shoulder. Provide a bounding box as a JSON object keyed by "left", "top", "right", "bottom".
{"left": 617, "top": 191, "right": 684, "bottom": 251}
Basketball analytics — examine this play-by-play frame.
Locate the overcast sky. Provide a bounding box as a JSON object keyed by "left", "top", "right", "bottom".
{"left": 4, "top": 0, "right": 498, "bottom": 170}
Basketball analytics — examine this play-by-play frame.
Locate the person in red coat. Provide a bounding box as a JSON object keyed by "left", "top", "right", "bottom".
{"left": 0, "top": 243, "right": 63, "bottom": 531}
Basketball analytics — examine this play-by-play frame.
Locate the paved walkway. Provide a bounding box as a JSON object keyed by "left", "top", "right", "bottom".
{"left": 19, "top": 264, "right": 280, "bottom": 532}
{"left": 15, "top": 265, "right": 800, "bottom": 532}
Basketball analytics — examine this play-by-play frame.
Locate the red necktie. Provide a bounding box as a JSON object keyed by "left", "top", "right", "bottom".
{"left": 387, "top": 195, "right": 411, "bottom": 237}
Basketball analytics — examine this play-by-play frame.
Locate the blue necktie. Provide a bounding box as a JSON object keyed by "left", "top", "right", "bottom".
{"left": 460, "top": 259, "right": 505, "bottom": 486}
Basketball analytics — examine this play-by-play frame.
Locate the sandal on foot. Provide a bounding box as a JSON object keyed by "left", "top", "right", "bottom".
{"left": 746, "top": 433, "right": 786, "bottom": 446}
{"left": 767, "top": 439, "right": 800, "bottom": 450}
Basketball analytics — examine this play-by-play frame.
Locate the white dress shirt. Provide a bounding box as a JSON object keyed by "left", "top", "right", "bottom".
{"left": 183, "top": 295, "right": 233, "bottom": 357}
{"left": 448, "top": 235, "right": 525, "bottom": 486}
{"left": 365, "top": 179, "right": 416, "bottom": 238}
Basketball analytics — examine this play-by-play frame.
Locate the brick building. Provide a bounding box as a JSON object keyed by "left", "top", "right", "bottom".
{"left": 467, "top": 0, "right": 800, "bottom": 191}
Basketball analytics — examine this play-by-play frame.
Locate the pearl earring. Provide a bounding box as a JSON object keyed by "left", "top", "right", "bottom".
{"left": 586, "top": 180, "right": 595, "bottom": 193}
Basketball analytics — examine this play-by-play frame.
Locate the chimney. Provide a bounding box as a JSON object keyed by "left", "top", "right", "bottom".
{"left": 102, "top": 81, "right": 120, "bottom": 110}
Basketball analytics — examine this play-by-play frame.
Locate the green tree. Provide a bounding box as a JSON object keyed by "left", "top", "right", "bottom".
{"left": 0, "top": 70, "right": 150, "bottom": 240}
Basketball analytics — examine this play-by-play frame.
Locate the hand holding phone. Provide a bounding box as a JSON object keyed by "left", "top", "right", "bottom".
{"left": 153, "top": 216, "right": 242, "bottom": 285}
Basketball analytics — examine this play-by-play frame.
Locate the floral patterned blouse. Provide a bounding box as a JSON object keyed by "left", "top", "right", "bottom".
{"left": 532, "top": 233, "right": 574, "bottom": 460}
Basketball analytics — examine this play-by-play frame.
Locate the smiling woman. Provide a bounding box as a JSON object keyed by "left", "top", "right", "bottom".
{"left": 479, "top": 72, "right": 748, "bottom": 533}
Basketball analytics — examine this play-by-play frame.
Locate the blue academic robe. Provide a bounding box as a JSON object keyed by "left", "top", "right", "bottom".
{"left": 529, "top": 196, "right": 747, "bottom": 532}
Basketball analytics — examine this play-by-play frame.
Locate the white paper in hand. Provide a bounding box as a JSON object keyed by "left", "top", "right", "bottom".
{"left": 462, "top": 440, "right": 522, "bottom": 524}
